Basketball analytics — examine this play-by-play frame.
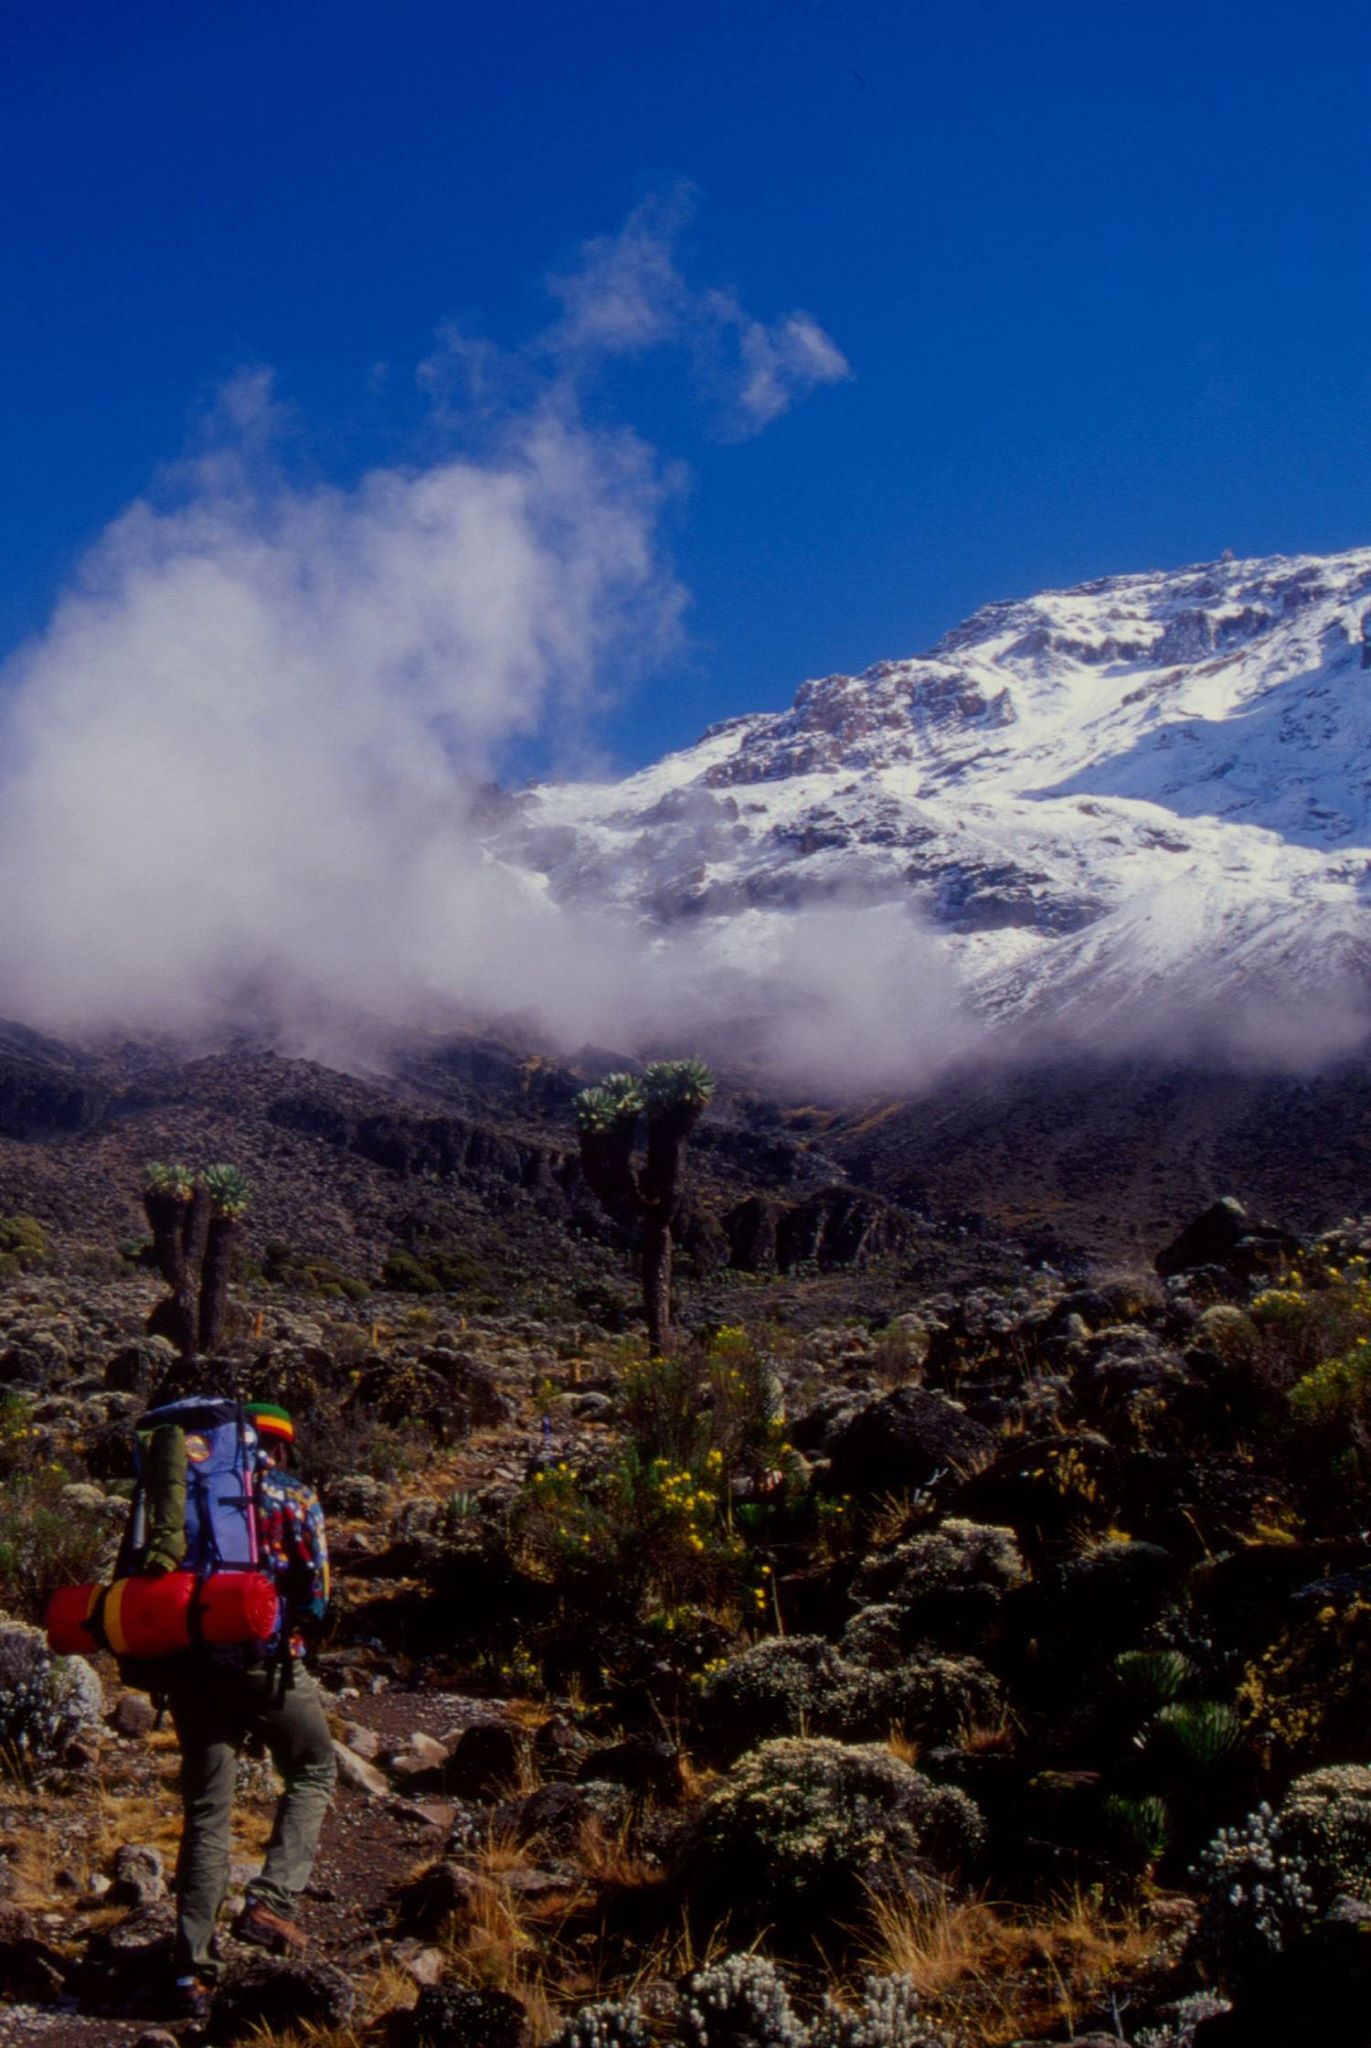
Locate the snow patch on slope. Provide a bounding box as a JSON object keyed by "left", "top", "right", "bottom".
{"left": 500, "top": 546, "right": 1371, "bottom": 1075}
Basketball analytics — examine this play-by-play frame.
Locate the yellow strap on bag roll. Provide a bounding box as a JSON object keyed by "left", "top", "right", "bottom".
{"left": 102, "top": 1578, "right": 129, "bottom": 1656}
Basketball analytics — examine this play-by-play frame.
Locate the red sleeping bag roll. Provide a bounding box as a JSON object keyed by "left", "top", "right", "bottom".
{"left": 46, "top": 1570, "right": 280, "bottom": 1659}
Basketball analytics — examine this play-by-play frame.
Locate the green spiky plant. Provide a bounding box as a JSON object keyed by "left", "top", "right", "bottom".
{"left": 1103, "top": 1792, "right": 1171, "bottom": 1872}
{"left": 141, "top": 1161, "right": 250, "bottom": 1363}
{"left": 1142, "top": 1699, "right": 1244, "bottom": 1774}
{"left": 573, "top": 1059, "right": 715, "bottom": 1354}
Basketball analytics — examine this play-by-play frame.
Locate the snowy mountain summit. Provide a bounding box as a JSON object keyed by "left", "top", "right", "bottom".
{"left": 513, "top": 546, "right": 1371, "bottom": 1060}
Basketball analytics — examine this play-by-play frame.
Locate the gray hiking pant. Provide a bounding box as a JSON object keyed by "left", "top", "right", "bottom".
{"left": 169, "top": 1663, "right": 336, "bottom": 1979}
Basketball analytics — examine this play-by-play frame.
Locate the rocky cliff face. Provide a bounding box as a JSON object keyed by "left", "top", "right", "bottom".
{"left": 502, "top": 545, "right": 1371, "bottom": 1045}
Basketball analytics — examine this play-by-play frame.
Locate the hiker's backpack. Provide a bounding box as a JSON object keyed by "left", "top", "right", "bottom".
{"left": 119, "top": 1397, "right": 261, "bottom": 1578}
{"left": 106, "top": 1397, "right": 281, "bottom": 1690}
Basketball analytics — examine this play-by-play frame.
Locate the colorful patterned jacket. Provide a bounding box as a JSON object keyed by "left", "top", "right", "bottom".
{"left": 254, "top": 1460, "right": 330, "bottom": 1652}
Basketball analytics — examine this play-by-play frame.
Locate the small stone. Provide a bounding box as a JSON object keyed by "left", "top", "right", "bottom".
{"left": 391, "top": 1938, "right": 446, "bottom": 1987}
{"left": 134, "top": 2032, "right": 180, "bottom": 2048}
{"left": 532, "top": 1715, "right": 591, "bottom": 1779}
{"left": 501, "top": 1867, "right": 585, "bottom": 1900}
{"left": 408, "top": 1731, "right": 448, "bottom": 1768}
{"left": 388, "top": 1798, "right": 454, "bottom": 1831}
{"left": 331, "top": 1741, "right": 389, "bottom": 1798}
{"left": 110, "top": 1694, "right": 158, "bottom": 1739}
{"left": 341, "top": 1720, "right": 380, "bottom": 1761}
{"left": 391, "top": 1753, "right": 443, "bottom": 1787}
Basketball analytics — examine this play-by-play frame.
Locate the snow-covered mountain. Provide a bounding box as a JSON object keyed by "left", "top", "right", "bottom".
{"left": 500, "top": 546, "right": 1371, "bottom": 1053}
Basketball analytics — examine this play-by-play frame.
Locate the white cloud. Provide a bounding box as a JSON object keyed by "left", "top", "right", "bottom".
{"left": 546, "top": 188, "right": 851, "bottom": 437}
{"left": 0, "top": 202, "right": 891, "bottom": 1083}
{"left": 734, "top": 309, "right": 853, "bottom": 434}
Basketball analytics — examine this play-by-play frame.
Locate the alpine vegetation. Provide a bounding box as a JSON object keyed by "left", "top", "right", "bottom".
{"left": 141, "top": 1161, "right": 250, "bottom": 1363}
{"left": 573, "top": 1058, "right": 715, "bottom": 1352}
{"left": 0, "top": 1617, "right": 102, "bottom": 1781}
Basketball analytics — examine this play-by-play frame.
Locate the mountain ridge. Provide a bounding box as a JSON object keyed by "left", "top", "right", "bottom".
{"left": 506, "top": 543, "right": 1371, "bottom": 1059}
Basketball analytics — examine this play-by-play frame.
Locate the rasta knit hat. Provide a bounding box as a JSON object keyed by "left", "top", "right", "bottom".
{"left": 245, "top": 1402, "right": 295, "bottom": 1446}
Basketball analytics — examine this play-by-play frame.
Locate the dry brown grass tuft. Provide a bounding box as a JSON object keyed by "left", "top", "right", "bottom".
{"left": 866, "top": 1492, "right": 926, "bottom": 1550}
{"left": 574, "top": 1812, "right": 662, "bottom": 1890}
{"left": 861, "top": 1884, "right": 1163, "bottom": 2044}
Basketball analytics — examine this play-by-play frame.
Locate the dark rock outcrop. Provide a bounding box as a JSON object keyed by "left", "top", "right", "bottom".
{"left": 1155, "top": 1196, "right": 1301, "bottom": 1280}
{"left": 826, "top": 1386, "right": 996, "bottom": 1497}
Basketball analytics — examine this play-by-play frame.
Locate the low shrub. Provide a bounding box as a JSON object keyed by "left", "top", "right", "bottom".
{"left": 681, "top": 1953, "right": 807, "bottom": 2048}
{"left": 0, "top": 1618, "right": 102, "bottom": 1781}
{"left": 1194, "top": 1801, "right": 1316, "bottom": 1979}
{"left": 0, "top": 1214, "right": 51, "bottom": 1275}
{"left": 678, "top": 1737, "right": 984, "bottom": 1935}
{"left": 621, "top": 1325, "right": 787, "bottom": 1490}
{"left": 700, "top": 1636, "right": 852, "bottom": 1752}
{"left": 850, "top": 1521, "right": 1026, "bottom": 1646}
{"left": 812, "top": 1975, "right": 950, "bottom": 2048}
{"left": 513, "top": 1449, "right": 745, "bottom": 1615}
{"left": 1236, "top": 1591, "right": 1371, "bottom": 1768}
{"left": 549, "top": 1997, "right": 648, "bottom": 2048}
{"left": 0, "top": 1454, "right": 110, "bottom": 1623}
{"left": 1276, "top": 1763, "right": 1371, "bottom": 1903}
{"left": 700, "top": 1638, "right": 1002, "bottom": 1757}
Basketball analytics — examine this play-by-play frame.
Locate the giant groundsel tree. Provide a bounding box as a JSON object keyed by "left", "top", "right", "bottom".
{"left": 142, "top": 1162, "right": 250, "bottom": 1362}
{"left": 573, "top": 1059, "right": 715, "bottom": 1353}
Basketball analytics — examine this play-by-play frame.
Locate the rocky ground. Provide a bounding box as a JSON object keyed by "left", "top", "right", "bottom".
{"left": 3, "top": 1042, "right": 1371, "bottom": 2045}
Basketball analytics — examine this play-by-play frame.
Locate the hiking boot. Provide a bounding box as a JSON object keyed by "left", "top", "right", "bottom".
{"left": 233, "top": 1897, "right": 309, "bottom": 1955}
{"left": 173, "top": 1975, "right": 214, "bottom": 2021}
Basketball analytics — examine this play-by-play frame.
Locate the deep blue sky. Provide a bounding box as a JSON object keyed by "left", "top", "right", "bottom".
{"left": 4, "top": 0, "right": 1371, "bottom": 769}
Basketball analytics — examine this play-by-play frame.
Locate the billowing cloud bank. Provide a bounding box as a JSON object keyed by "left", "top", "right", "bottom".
{"left": 0, "top": 202, "right": 961, "bottom": 1089}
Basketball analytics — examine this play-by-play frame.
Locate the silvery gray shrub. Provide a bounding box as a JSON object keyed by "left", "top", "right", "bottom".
{"left": 812, "top": 1974, "right": 950, "bottom": 2048}
{"left": 0, "top": 1617, "right": 101, "bottom": 1779}
{"left": 681, "top": 1954, "right": 807, "bottom": 2048}
{"left": 550, "top": 1996, "right": 648, "bottom": 2048}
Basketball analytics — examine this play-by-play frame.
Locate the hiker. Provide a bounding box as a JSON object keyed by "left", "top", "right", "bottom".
{"left": 163, "top": 1401, "right": 335, "bottom": 2021}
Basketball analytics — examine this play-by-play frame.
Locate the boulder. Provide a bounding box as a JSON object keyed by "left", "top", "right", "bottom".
{"left": 110, "top": 1844, "right": 166, "bottom": 1908}
{"left": 0, "top": 1901, "right": 68, "bottom": 2002}
{"left": 1155, "top": 1197, "right": 1300, "bottom": 1280}
{"left": 209, "top": 1955, "right": 357, "bottom": 2042}
{"left": 332, "top": 1740, "right": 389, "bottom": 1798}
{"left": 504, "top": 1779, "right": 629, "bottom": 1850}
{"left": 78, "top": 1901, "right": 176, "bottom": 2007}
{"left": 109, "top": 1693, "right": 158, "bottom": 1739}
{"left": 392, "top": 1859, "right": 486, "bottom": 1939}
{"left": 391, "top": 1982, "right": 532, "bottom": 2048}
{"left": 443, "top": 1719, "right": 526, "bottom": 1799}
{"left": 532, "top": 1714, "right": 592, "bottom": 1780}
{"left": 578, "top": 1738, "right": 686, "bottom": 1804}
{"left": 825, "top": 1386, "right": 995, "bottom": 1498}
